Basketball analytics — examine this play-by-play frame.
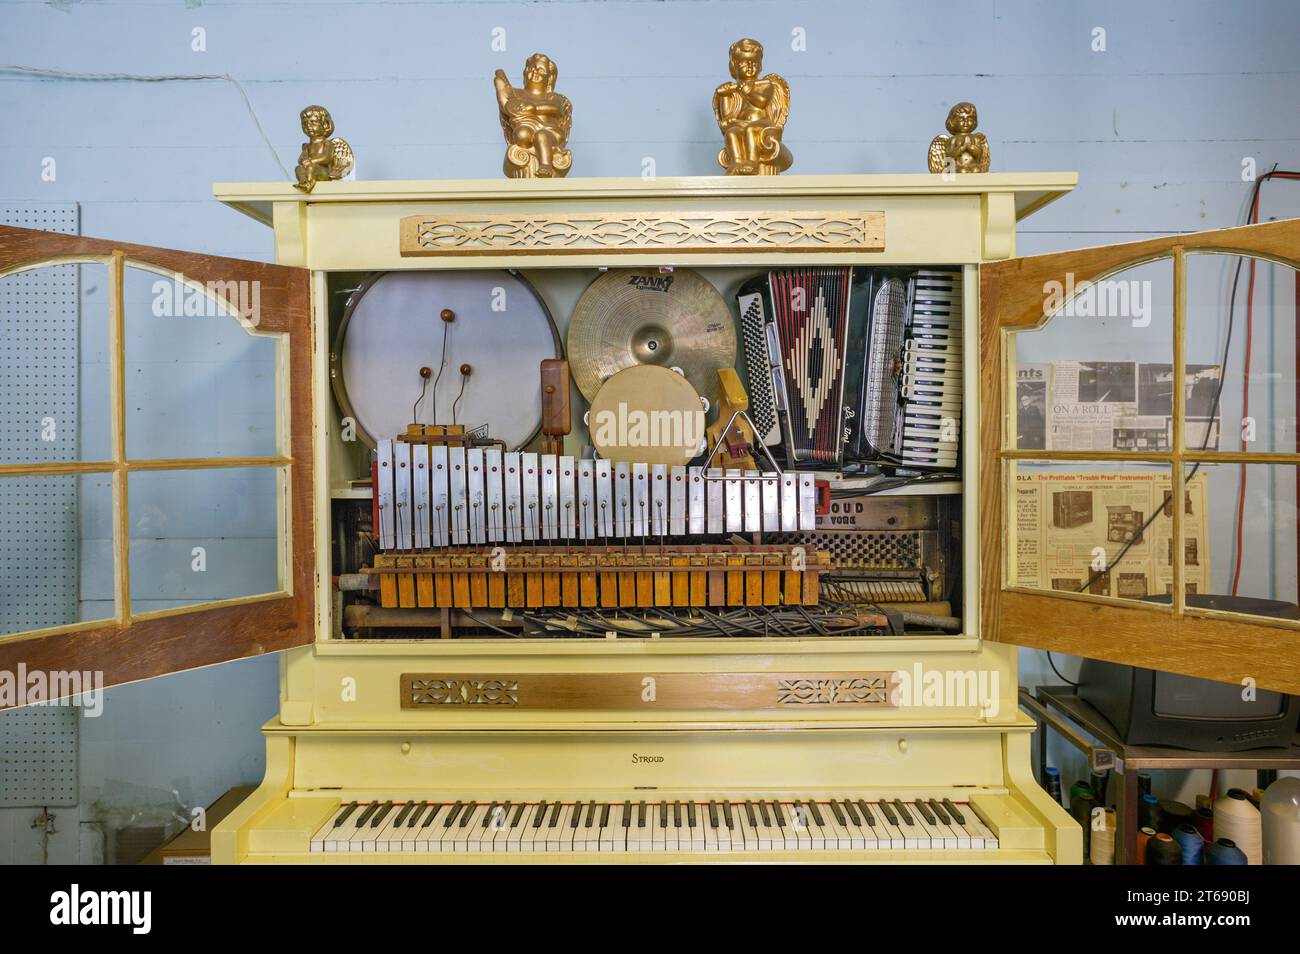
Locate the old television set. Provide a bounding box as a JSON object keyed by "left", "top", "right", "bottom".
{"left": 1077, "top": 596, "right": 1300, "bottom": 752}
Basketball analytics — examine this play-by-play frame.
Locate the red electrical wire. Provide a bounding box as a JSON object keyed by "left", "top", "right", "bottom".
{"left": 1230, "top": 170, "right": 1300, "bottom": 595}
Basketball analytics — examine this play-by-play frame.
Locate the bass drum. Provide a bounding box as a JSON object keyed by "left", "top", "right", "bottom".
{"left": 332, "top": 270, "right": 562, "bottom": 449}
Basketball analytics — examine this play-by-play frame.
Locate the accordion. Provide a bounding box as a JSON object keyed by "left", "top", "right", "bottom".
{"left": 739, "top": 266, "right": 962, "bottom": 471}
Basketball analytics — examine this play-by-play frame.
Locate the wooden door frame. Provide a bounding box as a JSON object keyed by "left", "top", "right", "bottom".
{"left": 0, "top": 226, "right": 315, "bottom": 703}
{"left": 980, "top": 218, "right": 1300, "bottom": 693}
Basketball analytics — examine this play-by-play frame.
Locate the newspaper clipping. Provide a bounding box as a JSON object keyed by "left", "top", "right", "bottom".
{"left": 1015, "top": 361, "right": 1220, "bottom": 452}
{"left": 1012, "top": 469, "right": 1210, "bottom": 600}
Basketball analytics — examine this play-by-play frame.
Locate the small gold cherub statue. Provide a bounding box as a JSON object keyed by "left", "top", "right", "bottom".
{"left": 494, "top": 54, "right": 573, "bottom": 179}
{"left": 713, "top": 38, "right": 792, "bottom": 176}
{"left": 293, "top": 105, "right": 354, "bottom": 192}
{"left": 927, "top": 102, "right": 990, "bottom": 174}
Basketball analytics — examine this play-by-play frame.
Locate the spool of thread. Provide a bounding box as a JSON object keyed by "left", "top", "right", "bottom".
{"left": 1090, "top": 768, "right": 1111, "bottom": 804}
{"left": 1146, "top": 832, "right": 1182, "bottom": 865}
{"left": 1261, "top": 776, "right": 1300, "bottom": 865}
{"left": 1136, "top": 826, "right": 1157, "bottom": 865}
{"left": 1071, "top": 790, "right": 1096, "bottom": 858}
{"left": 1158, "top": 800, "right": 1194, "bottom": 835}
{"left": 1044, "top": 766, "right": 1063, "bottom": 804}
{"left": 1173, "top": 823, "right": 1204, "bottom": 865}
{"left": 1137, "top": 772, "right": 1153, "bottom": 799}
{"left": 1192, "top": 805, "right": 1214, "bottom": 843}
{"left": 1069, "top": 781, "right": 1094, "bottom": 809}
{"left": 1139, "top": 793, "right": 1162, "bottom": 831}
{"left": 1089, "top": 807, "right": 1117, "bottom": 865}
{"left": 1206, "top": 837, "right": 1248, "bottom": 866}
{"left": 1214, "top": 789, "right": 1262, "bottom": 864}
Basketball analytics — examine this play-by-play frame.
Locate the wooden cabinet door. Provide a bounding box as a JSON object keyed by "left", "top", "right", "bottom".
{"left": 980, "top": 218, "right": 1300, "bottom": 693}
{"left": 0, "top": 226, "right": 315, "bottom": 706}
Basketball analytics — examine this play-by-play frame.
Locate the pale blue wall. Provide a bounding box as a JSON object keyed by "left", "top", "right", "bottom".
{"left": 2, "top": 0, "right": 1298, "bottom": 862}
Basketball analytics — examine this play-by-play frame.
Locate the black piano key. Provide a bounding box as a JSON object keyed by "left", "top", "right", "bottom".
{"left": 929, "top": 798, "right": 949, "bottom": 825}
{"left": 585, "top": 800, "right": 597, "bottom": 828}
{"left": 808, "top": 801, "right": 825, "bottom": 827}
{"left": 600, "top": 803, "right": 610, "bottom": 827}
{"left": 769, "top": 801, "right": 785, "bottom": 828}
{"left": 481, "top": 802, "right": 498, "bottom": 828}
{"left": 722, "top": 801, "right": 735, "bottom": 828}
{"left": 829, "top": 800, "right": 847, "bottom": 826}
{"left": 856, "top": 799, "right": 876, "bottom": 826}
{"left": 637, "top": 800, "right": 646, "bottom": 828}
{"left": 914, "top": 799, "right": 935, "bottom": 825}
{"left": 459, "top": 801, "right": 478, "bottom": 828}
{"left": 407, "top": 801, "right": 428, "bottom": 827}
{"left": 421, "top": 805, "right": 443, "bottom": 828}
{"left": 942, "top": 798, "right": 966, "bottom": 824}
{"left": 355, "top": 802, "right": 378, "bottom": 828}
{"left": 659, "top": 802, "right": 667, "bottom": 827}
{"left": 842, "top": 799, "right": 860, "bottom": 826}
{"left": 879, "top": 800, "right": 897, "bottom": 825}
{"left": 510, "top": 803, "right": 526, "bottom": 827}
{"left": 707, "top": 801, "right": 719, "bottom": 828}
{"left": 570, "top": 803, "right": 581, "bottom": 828}
{"left": 443, "top": 801, "right": 463, "bottom": 827}
{"left": 547, "top": 802, "right": 561, "bottom": 827}
{"left": 892, "top": 799, "right": 913, "bottom": 825}
{"left": 334, "top": 802, "right": 359, "bottom": 827}
{"left": 744, "top": 800, "right": 758, "bottom": 827}
{"left": 622, "top": 800, "right": 631, "bottom": 828}
{"left": 673, "top": 801, "right": 682, "bottom": 827}
{"left": 370, "top": 800, "right": 394, "bottom": 827}
{"left": 687, "top": 802, "right": 697, "bottom": 827}
{"left": 757, "top": 800, "right": 771, "bottom": 827}
{"left": 532, "top": 801, "right": 548, "bottom": 828}
{"left": 393, "top": 801, "right": 414, "bottom": 828}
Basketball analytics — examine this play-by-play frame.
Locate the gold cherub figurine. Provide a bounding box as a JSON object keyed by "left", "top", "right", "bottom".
{"left": 293, "top": 105, "right": 354, "bottom": 193}
{"left": 927, "top": 102, "right": 990, "bottom": 174}
{"left": 713, "top": 38, "right": 792, "bottom": 176}
{"left": 494, "top": 54, "right": 573, "bottom": 179}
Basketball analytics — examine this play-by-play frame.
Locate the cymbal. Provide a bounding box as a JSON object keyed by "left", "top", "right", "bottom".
{"left": 566, "top": 268, "right": 737, "bottom": 409}
{"left": 588, "top": 365, "right": 704, "bottom": 466}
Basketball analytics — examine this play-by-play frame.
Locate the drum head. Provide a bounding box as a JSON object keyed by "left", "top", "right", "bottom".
{"left": 333, "top": 270, "right": 561, "bottom": 448}
{"left": 588, "top": 365, "right": 704, "bottom": 466}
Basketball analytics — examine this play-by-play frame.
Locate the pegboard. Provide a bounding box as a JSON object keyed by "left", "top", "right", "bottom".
{"left": 0, "top": 203, "right": 81, "bottom": 805}
{"left": 0, "top": 705, "right": 78, "bottom": 807}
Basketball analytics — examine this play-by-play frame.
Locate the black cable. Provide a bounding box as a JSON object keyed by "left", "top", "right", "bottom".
{"left": 1046, "top": 651, "right": 1079, "bottom": 688}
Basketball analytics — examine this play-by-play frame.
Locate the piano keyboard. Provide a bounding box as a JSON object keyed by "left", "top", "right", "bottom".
{"left": 310, "top": 797, "right": 999, "bottom": 854}
{"left": 892, "top": 269, "right": 962, "bottom": 470}
{"left": 375, "top": 448, "right": 818, "bottom": 552}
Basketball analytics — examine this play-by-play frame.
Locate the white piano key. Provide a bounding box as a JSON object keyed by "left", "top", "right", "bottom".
{"left": 311, "top": 803, "right": 351, "bottom": 852}
{"left": 483, "top": 448, "right": 504, "bottom": 543}
{"left": 595, "top": 459, "right": 614, "bottom": 538}
{"left": 780, "top": 473, "right": 798, "bottom": 532}
{"left": 467, "top": 448, "right": 486, "bottom": 545}
{"left": 393, "top": 442, "right": 413, "bottom": 550}
{"left": 669, "top": 466, "right": 687, "bottom": 535}
{"left": 650, "top": 464, "right": 668, "bottom": 537}
{"left": 577, "top": 461, "right": 595, "bottom": 540}
{"left": 651, "top": 804, "right": 666, "bottom": 852}
{"left": 540, "top": 453, "right": 558, "bottom": 540}
{"left": 632, "top": 463, "right": 649, "bottom": 537}
{"left": 411, "top": 445, "right": 431, "bottom": 549}
{"left": 798, "top": 473, "right": 816, "bottom": 531}
{"left": 613, "top": 462, "right": 632, "bottom": 537}
{"left": 502, "top": 452, "right": 522, "bottom": 544}
{"left": 705, "top": 468, "right": 724, "bottom": 534}
{"left": 687, "top": 467, "right": 706, "bottom": 535}
{"left": 376, "top": 440, "right": 395, "bottom": 550}
{"left": 521, "top": 452, "right": 539, "bottom": 541}
{"left": 724, "top": 469, "right": 743, "bottom": 533}
{"left": 559, "top": 456, "right": 576, "bottom": 539}
{"left": 601, "top": 804, "right": 620, "bottom": 852}
{"left": 743, "top": 472, "right": 761, "bottom": 532}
